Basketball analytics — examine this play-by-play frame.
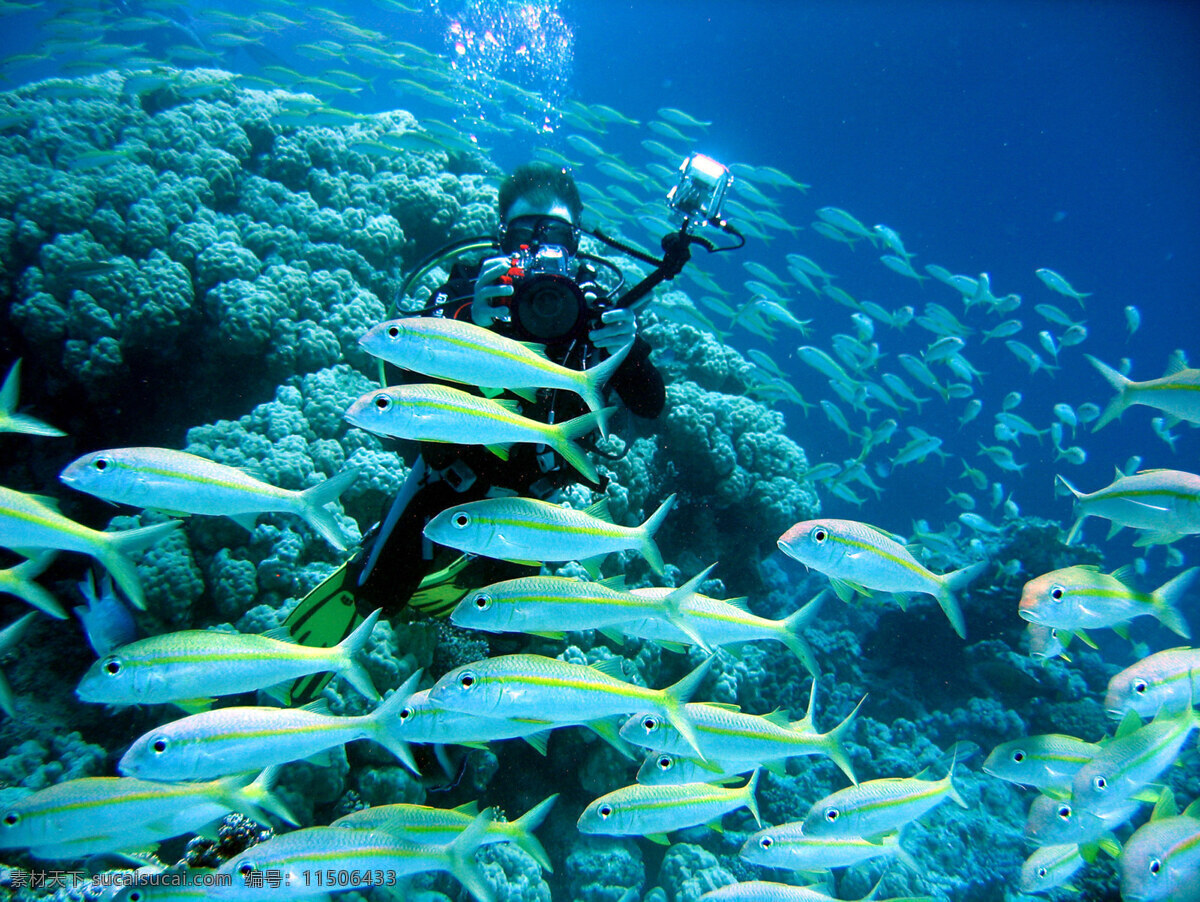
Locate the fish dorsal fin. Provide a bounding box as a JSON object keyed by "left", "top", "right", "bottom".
{"left": 724, "top": 596, "right": 751, "bottom": 613}
{"left": 299, "top": 699, "right": 332, "bottom": 715}
{"left": 1152, "top": 787, "right": 1177, "bottom": 820}
{"left": 762, "top": 709, "right": 791, "bottom": 727}
{"left": 31, "top": 493, "right": 63, "bottom": 513}
{"left": 1183, "top": 798, "right": 1200, "bottom": 819}
{"left": 590, "top": 657, "right": 626, "bottom": 679}
{"left": 453, "top": 800, "right": 481, "bottom": 816}
{"left": 1109, "top": 565, "right": 1137, "bottom": 587}
{"left": 704, "top": 702, "right": 742, "bottom": 712}
{"left": 493, "top": 398, "right": 524, "bottom": 414}
{"left": 598, "top": 575, "right": 627, "bottom": 590}
{"left": 1115, "top": 708, "right": 1143, "bottom": 738}
{"left": 1073, "top": 564, "right": 1102, "bottom": 574}
{"left": 517, "top": 341, "right": 550, "bottom": 359}
{"left": 261, "top": 627, "right": 296, "bottom": 643}
{"left": 1115, "top": 466, "right": 1126, "bottom": 480}
{"left": 1163, "top": 357, "right": 1187, "bottom": 376}
{"left": 861, "top": 522, "right": 903, "bottom": 543}
{"left": 583, "top": 499, "right": 613, "bottom": 523}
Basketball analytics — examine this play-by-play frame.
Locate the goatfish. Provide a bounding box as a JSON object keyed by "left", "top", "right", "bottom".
{"left": 1059, "top": 467, "right": 1200, "bottom": 547}
{"left": 1071, "top": 705, "right": 1200, "bottom": 815}
{"left": 0, "top": 359, "right": 65, "bottom": 437}
{"left": 1020, "top": 844, "right": 1085, "bottom": 896}
{"left": 1106, "top": 648, "right": 1200, "bottom": 721}
{"left": 345, "top": 384, "right": 608, "bottom": 484}
{"left": 1025, "top": 794, "right": 1141, "bottom": 847}
{"left": 211, "top": 812, "right": 496, "bottom": 902}
{"left": 357, "top": 317, "right": 631, "bottom": 433}
{"left": 740, "top": 823, "right": 911, "bottom": 872}
{"left": 617, "top": 588, "right": 827, "bottom": 674}
{"left": 1119, "top": 813, "right": 1200, "bottom": 902}
{"left": 118, "top": 671, "right": 424, "bottom": 781}
{"left": 1036, "top": 267, "right": 1091, "bottom": 305}
{"left": 0, "top": 769, "right": 294, "bottom": 860}
{"left": 59, "top": 448, "right": 359, "bottom": 551}
{"left": 1018, "top": 565, "right": 1195, "bottom": 640}
{"left": 0, "top": 486, "right": 178, "bottom": 610}
{"left": 426, "top": 653, "right": 713, "bottom": 758}
{"left": 699, "top": 879, "right": 935, "bottom": 902}
{"left": 799, "top": 763, "right": 967, "bottom": 839}
{"left": 777, "top": 518, "right": 986, "bottom": 639}
{"left": 332, "top": 794, "right": 557, "bottom": 872}
{"left": 982, "top": 734, "right": 1101, "bottom": 794}
{"left": 619, "top": 697, "right": 862, "bottom": 785}
{"left": 390, "top": 687, "right": 565, "bottom": 756}
{"left": 451, "top": 566, "right": 716, "bottom": 650}
{"left": 1086, "top": 355, "right": 1200, "bottom": 431}
{"left": 577, "top": 772, "right": 760, "bottom": 842}
{"left": 76, "top": 610, "right": 382, "bottom": 708}
{"left": 424, "top": 494, "right": 675, "bottom": 576}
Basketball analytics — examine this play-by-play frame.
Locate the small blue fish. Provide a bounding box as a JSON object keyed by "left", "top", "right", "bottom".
{"left": 74, "top": 571, "right": 136, "bottom": 658}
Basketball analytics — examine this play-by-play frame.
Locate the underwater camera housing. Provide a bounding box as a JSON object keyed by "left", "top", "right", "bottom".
{"left": 666, "top": 152, "right": 733, "bottom": 227}
{"left": 506, "top": 243, "right": 589, "bottom": 343}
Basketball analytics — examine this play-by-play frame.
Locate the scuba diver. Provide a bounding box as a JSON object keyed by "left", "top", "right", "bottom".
{"left": 284, "top": 156, "right": 741, "bottom": 703}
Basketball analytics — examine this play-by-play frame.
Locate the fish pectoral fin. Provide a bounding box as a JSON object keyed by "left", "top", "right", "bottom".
{"left": 1074, "top": 628, "right": 1099, "bottom": 650}
{"left": 522, "top": 731, "right": 552, "bottom": 756}
{"left": 705, "top": 820, "right": 725, "bottom": 834}
{"left": 173, "top": 697, "right": 215, "bottom": 714}
{"left": 645, "top": 833, "right": 670, "bottom": 846}
{"left": 598, "top": 627, "right": 627, "bottom": 645}
{"left": 763, "top": 760, "right": 788, "bottom": 776}
{"left": 228, "top": 512, "right": 258, "bottom": 531}
{"left": 528, "top": 631, "right": 567, "bottom": 640}
{"left": 829, "top": 578, "right": 859, "bottom": 602}
{"left": 485, "top": 444, "right": 512, "bottom": 461}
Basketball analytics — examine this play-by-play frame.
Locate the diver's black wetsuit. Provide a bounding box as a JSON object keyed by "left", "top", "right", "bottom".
{"left": 351, "top": 260, "right": 665, "bottom": 614}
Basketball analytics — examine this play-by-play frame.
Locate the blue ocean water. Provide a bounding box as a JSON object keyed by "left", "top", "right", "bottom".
{"left": 0, "top": 1, "right": 1198, "bottom": 900}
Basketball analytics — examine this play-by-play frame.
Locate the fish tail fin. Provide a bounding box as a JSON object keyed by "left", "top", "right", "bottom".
{"left": 821, "top": 694, "right": 867, "bottom": 785}
{"left": 0, "top": 359, "right": 18, "bottom": 416}
{"left": 780, "top": 590, "right": 829, "bottom": 674}
{"left": 663, "top": 563, "right": 718, "bottom": 651}
{"left": 743, "top": 768, "right": 762, "bottom": 827}
{"left": 102, "top": 520, "right": 181, "bottom": 609}
{"left": 297, "top": 467, "right": 360, "bottom": 550}
{"left": 3, "top": 557, "right": 66, "bottom": 618}
{"left": 446, "top": 809, "right": 498, "bottom": 902}
{"left": 638, "top": 493, "right": 677, "bottom": 576}
{"left": 550, "top": 410, "right": 609, "bottom": 483}
{"left": 1152, "top": 567, "right": 1198, "bottom": 639}
{"left": 508, "top": 793, "right": 558, "bottom": 872}
{"left": 661, "top": 655, "right": 714, "bottom": 759}
{"left": 0, "top": 362, "right": 59, "bottom": 435}
{"left": 1086, "top": 355, "right": 1133, "bottom": 431}
{"left": 582, "top": 342, "right": 634, "bottom": 433}
{"left": 937, "top": 561, "right": 985, "bottom": 639}
{"left": 332, "top": 608, "right": 381, "bottom": 701}
{"left": 229, "top": 766, "right": 300, "bottom": 826}
{"left": 371, "top": 669, "right": 423, "bottom": 775}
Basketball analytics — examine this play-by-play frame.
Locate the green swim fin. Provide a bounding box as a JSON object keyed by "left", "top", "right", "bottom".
{"left": 281, "top": 562, "right": 365, "bottom": 706}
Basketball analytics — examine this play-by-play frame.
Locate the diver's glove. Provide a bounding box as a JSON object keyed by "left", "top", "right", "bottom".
{"left": 589, "top": 307, "right": 638, "bottom": 352}
{"left": 472, "top": 256, "right": 515, "bottom": 327}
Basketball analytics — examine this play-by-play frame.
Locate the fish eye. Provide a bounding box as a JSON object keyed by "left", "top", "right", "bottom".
{"left": 92, "top": 457, "right": 110, "bottom": 472}
{"left": 1149, "top": 857, "right": 1162, "bottom": 875}
{"left": 1011, "top": 749, "right": 1025, "bottom": 763}
{"left": 1056, "top": 804, "right": 1071, "bottom": 821}
{"left": 1133, "top": 679, "right": 1148, "bottom": 694}
{"left": 459, "top": 671, "right": 476, "bottom": 689}
{"left": 810, "top": 526, "right": 828, "bottom": 544}
{"left": 151, "top": 737, "right": 168, "bottom": 754}
{"left": 473, "top": 593, "right": 491, "bottom": 610}
{"left": 824, "top": 807, "right": 839, "bottom": 822}
{"left": 451, "top": 512, "right": 471, "bottom": 529}
{"left": 386, "top": 325, "right": 400, "bottom": 339}
{"left": 759, "top": 836, "right": 773, "bottom": 850}
{"left": 2, "top": 812, "right": 18, "bottom": 826}
{"left": 103, "top": 657, "right": 122, "bottom": 676}
{"left": 237, "top": 861, "right": 256, "bottom": 878}
{"left": 1050, "top": 585, "right": 1065, "bottom": 601}
{"left": 127, "top": 893, "right": 143, "bottom": 902}
{"left": 373, "top": 394, "right": 391, "bottom": 411}
{"left": 657, "top": 756, "right": 673, "bottom": 771}
{"left": 1036, "top": 867, "right": 1048, "bottom": 879}
{"left": 642, "top": 716, "right": 659, "bottom": 732}
{"left": 1092, "top": 775, "right": 1107, "bottom": 791}
{"left": 598, "top": 805, "right": 612, "bottom": 819}
{"left": 399, "top": 707, "right": 412, "bottom": 720}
